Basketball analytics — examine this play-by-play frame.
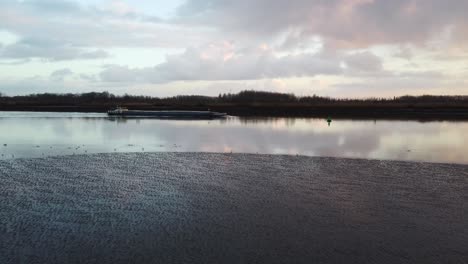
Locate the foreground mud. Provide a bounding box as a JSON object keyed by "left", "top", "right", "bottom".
{"left": 0, "top": 153, "right": 467, "bottom": 263}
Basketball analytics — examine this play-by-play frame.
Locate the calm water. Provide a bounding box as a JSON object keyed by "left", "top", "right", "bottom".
{"left": 2, "top": 153, "right": 466, "bottom": 263}
{"left": 0, "top": 111, "right": 467, "bottom": 164}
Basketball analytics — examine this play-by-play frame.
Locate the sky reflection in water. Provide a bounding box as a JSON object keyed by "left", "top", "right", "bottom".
{"left": 0, "top": 112, "right": 467, "bottom": 164}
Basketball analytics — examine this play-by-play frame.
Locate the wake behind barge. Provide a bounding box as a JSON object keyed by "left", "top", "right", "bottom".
{"left": 107, "top": 107, "right": 227, "bottom": 118}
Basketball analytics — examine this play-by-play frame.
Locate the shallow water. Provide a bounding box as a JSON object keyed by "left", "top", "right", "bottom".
{"left": 0, "top": 153, "right": 466, "bottom": 263}
{"left": 0, "top": 111, "right": 467, "bottom": 164}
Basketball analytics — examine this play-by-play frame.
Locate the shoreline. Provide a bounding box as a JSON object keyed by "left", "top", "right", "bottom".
{"left": 1, "top": 106, "right": 468, "bottom": 120}
{"left": 2, "top": 151, "right": 468, "bottom": 166}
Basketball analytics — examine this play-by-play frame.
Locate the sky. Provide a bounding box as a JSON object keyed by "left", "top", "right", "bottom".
{"left": 0, "top": 0, "right": 467, "bottom": 97}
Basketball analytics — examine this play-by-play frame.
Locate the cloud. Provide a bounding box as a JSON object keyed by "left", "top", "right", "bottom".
{"left": 100, "top": 42, "right": 343, "bottom": 83}
{"left": 0, "top": 37, "right": 110, "bottom": 60}
{"left": 50, "top": 68, "right": 73, "bottom": 81}
{"left": 2, "top": 0, "right": 468, "bottom": 53}
{"left": 394, "top": 46, "right": 414, "bottom": 60}
{"left": 23, "top": 0, "right": 82, "bottom": 14}
{"left": 80, "top": 74, "right": 98, "bottom": 82}
{"left": 0, "top": 0, "right": 467, "bottom": 97}
{"left": 344, "top": 51, "right": 383, "bottom": 72}
{"left": 99, "top": 65, "right": 142, "bottom": 83}
{"left": 106, "top": 0, "right": 137, "bottom": 16}
{"left": 99, "top": 42, "right": 395, "bottom": 84}
{"left": 0, "top": 0, "right": 210, "bottom": 53}
{"left": 331, "top": 71, "right": 465, "bottom": 97}
{"left": 0, "top": 0, "right": 122, "bottom": 61}
{"left": 0, "top": 58, "right": 30, "bottom": 65}
{"left": 176, "top": 0, "right": 468, "bottom": 48}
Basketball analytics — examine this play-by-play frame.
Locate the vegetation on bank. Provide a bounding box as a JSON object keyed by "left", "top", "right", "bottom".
{"left": 1, "top": 90, "right": 468, "bottom": 104}
{"left": 1, "top": 91, "right": 468, "bottom": 118}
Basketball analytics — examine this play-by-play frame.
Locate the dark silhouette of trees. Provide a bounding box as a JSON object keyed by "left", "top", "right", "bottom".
{"left": 1, "top": 90, "right": 467, "bottom": 119}
{"left": 1, "top": 90, "right": 468, "bottom": 106}
{"left": 219, "top": 91, "right": 296, "bottom": 103}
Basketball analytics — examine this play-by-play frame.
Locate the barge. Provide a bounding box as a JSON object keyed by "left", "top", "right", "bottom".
{"left": 107, "top": 107, "right": 227, "bottom": 118}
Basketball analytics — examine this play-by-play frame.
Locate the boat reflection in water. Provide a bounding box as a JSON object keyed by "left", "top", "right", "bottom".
{"left": 107, "top": 107, "right": 227, "bottom": 119}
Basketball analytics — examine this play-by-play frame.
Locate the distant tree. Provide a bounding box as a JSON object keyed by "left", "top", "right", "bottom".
{"left": 0, "top": 90, "right": 467, "bottom": 107}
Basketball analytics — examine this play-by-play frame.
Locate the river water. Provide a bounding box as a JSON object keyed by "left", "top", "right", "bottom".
{"left": 0, "top": 111, "right": 467, "bottom": 164}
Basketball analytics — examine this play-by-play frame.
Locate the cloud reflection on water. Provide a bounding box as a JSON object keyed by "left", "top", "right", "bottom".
{"left": 0, "top": 112, "right": 467, "bottom": 164}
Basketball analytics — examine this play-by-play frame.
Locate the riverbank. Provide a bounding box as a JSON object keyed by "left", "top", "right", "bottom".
{"left": 0, "top": 153, "right": 466, "bottom": 263}
{"left": 1, "top": 104, "right": 468, "bottom": 120}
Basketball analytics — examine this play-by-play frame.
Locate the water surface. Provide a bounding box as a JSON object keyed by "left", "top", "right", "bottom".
{"left": 0, "top": 111, "right": 467, "bottom": 164}
{"left": 1, "top": 153, "right": 466, "bottom": 263}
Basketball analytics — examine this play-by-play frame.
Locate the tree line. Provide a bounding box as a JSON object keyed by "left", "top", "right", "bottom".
{"left": 1, "top": 90, "right": 468, "bottom": 106}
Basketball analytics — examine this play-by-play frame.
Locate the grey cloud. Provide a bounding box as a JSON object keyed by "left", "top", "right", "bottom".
{"left": 50, "top": 68, "right": 73, "bottom": 81}
{"left": 332, "top": 71, "right": 458, "bottom": 97}
{"left": 0, "top": 38, "right": 109, "bottom": 61}
{"left": 79, "top": 49, "right": 109, "bottom": 60}
{"left": 80, "top": 74, "right": 98, "bottom": 82}
{"left": 2, "top": 0, "right": 468, "bottom": 56}
{"left": 394, "top": 46, "right": 414, "bottom": 60}
{"left": 24, "top": 0, "right": 81, "bottom": 14}
{"left": 0, "top": 77, "right": 110, "bottom": 95}
{"left": 100, "top": 44, "right": 343, "bottom": 83}
{"left": 344, "top": 52, "right": 383, "bottom": 72}
{"left": 0, "top": 58, "right": 31, "bottom": 65}
{"left": 99, "top": 43, "right": 393, "bottom": 84}
{"left": 176, "top": 0, "right": 468, "bottom": 48}
{"left": 0, "top": 0, "right": 205, "bottom": 52}
{"left": 431, "top": 52, "right": 468, "bottom": 61}
{"left": 100, "top": 65, "right": 144, "bottom": 83}
{"left": 0, "top": 0, "right": 466, "bottom": 97}
{"left": 142, "top": 16, "right": 163, "bottom": 23}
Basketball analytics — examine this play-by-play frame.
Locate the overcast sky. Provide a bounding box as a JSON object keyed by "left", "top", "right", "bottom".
{"left": 0, "top": 0, "right": 467, "bottom": 97}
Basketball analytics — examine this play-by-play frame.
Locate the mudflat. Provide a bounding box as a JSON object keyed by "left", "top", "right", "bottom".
{"left": 0, "top": 153, "right": 466, "bottom": 263}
